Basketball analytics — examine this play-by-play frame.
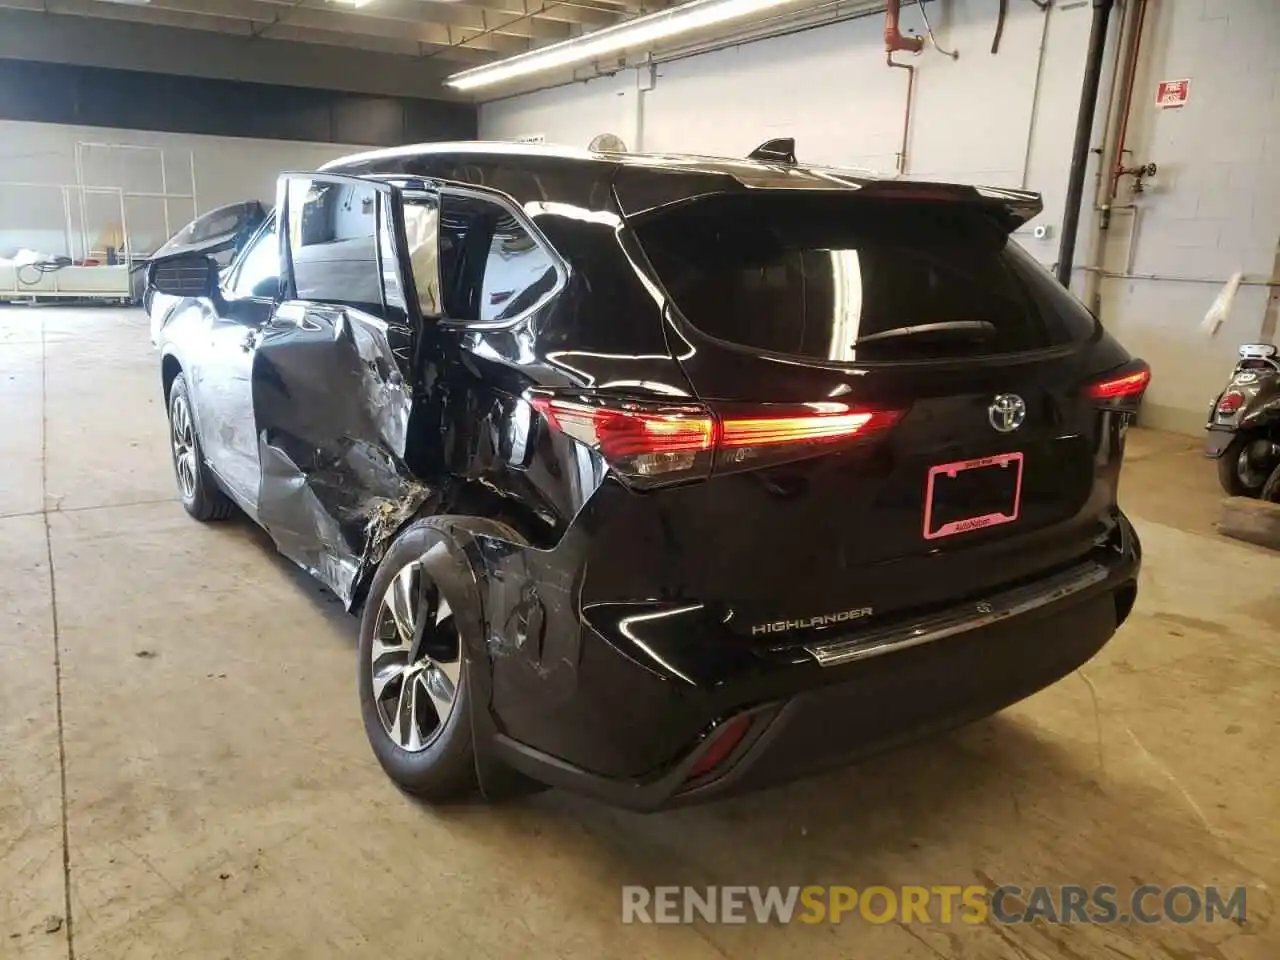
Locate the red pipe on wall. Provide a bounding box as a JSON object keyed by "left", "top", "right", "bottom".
{"left": 1110, "top": 0, "right": 1149, "bottom": 198}
{"left": 885, "top": 0, "right": 922, "bottom": 175}
{"left": 884, "top": 0, "right": 924, "bottom": 53}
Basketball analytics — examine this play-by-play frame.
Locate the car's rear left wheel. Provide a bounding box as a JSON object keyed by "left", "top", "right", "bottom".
{"left": 358, "top": 521, "right": 477, "bottom": 801}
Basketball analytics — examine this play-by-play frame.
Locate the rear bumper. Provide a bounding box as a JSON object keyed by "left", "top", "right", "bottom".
{"left": 492, "top": 514, "right": 1141, "bottom": 811}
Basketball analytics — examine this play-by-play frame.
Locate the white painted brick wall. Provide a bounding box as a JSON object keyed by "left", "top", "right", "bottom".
{"left": 477, "top": 0, "right": 1278, "bottom": 434}
{"left": 1099, "top": 0, "right": 1280, "bottom": 433}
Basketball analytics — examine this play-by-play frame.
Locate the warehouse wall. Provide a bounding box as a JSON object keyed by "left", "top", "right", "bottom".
{"left": 0, "top": 59, "right": 475, "bottom": 146}
{"left": 481, "top": 0, "right": 1091, "bottom": 263}
{"left": 1094, "top": 0, "right": 1280, "bottom": 434}
{"left": 0, "top": 121, "right": 365, "bottom": 259}
{"left": 480, "top": 0, "right": 1280, "bottom": 435}
{"left": 0, "top": 53, "right": 475, "bottom": 263}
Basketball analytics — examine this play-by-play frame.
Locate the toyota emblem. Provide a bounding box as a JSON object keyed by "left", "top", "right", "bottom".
{"left": 988, "top": 394, "right": 1026, "bottom": 433}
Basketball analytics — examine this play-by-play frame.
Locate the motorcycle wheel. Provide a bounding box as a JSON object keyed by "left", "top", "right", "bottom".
{"left": 1218, "top": 434, "right": 1276, "bottom": 497}
{"left": 1262, "top": 463, "right": 1280, "bottom": 503}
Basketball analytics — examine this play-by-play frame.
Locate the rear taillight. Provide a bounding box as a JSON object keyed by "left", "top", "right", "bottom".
{"left": 1217, "top": 391, "right": 1245, "bottom": 416}
{"left": 529, "top": 393, "right": 899, "bottom": 488}
{"left": 528, "top": 396, "right": 715, "bottom": 485}
{"left": 713, "top": 402, "right": 900, "bottom": 473}
{"left": 1085, "top": 361, "right": 1150, "bottom": 407}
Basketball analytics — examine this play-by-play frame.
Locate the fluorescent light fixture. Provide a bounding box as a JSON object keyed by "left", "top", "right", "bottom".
{"left": 446, "top": 0, "right": 809, "bottom": 90}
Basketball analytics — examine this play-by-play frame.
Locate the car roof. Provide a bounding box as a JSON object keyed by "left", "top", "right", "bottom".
{"left": 319, "top": 141, "right": 1042, "bottom": 226}
{"left": 321, "top": 140, "right": 885, "bottom": 187}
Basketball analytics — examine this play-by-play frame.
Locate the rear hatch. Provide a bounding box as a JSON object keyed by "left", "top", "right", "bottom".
{"left": 625, "top": 187, "right": 1137, "bottom": 640}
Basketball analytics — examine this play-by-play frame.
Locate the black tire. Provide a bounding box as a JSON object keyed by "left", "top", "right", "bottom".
{"left": 357, "top": 519, "right": 479, "bottom": 802}
{"left": 167, "top": 374, "right": 235, "bottom": 521}
{"left": 1217, "top": 433, "right": 1274, "bottom": 498}
{"left": 1262, "top": 463, "right": 1280, "bottom": 503}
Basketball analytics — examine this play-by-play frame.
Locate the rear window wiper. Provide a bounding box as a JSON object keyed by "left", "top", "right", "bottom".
{"left": 851, "top": 320, "right": 997, "bottom": 347}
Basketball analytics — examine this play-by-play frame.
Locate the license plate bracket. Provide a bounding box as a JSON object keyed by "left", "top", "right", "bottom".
{"left": 923, "top": 452, "right": 1024, "bottom": 540}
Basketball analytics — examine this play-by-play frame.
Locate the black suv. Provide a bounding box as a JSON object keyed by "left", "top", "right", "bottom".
{"left": 147, "top": 141, "right": 1146, "bottom": 810}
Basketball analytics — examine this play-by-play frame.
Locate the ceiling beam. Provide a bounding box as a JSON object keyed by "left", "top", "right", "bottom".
{"left": 0, "top": 0, "right": 685, "bottom": 73}
{"left": 0, "top": 0, "right": 506, "bottom": 63}
{"left": 0, "top": 7, "right": 465, "bottom": 97}
{"left": 244, "top": 0, "right": 582, "bottom": 41}
{"left": 429, "top": 0, "right": 633, "bottom": 28}
{"left": 122, "top": 0, "right": 536, "bottom": 53}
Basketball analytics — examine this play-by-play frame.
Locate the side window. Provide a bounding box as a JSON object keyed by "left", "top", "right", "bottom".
{"left": 230, "top": 217, "right": 280, "bottom": 299}
{"left": 286, "top": 178, "right": 382, "bottom": 313}
{"left": 438, "top": 193, "right": 559, "bottom": 326}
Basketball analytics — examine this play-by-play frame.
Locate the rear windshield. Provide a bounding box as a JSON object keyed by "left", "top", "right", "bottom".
{"left": 633, "top": 194, "right": 1096, "bottom": 362}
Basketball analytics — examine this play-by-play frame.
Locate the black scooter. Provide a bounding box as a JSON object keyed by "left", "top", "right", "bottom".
{"left": 1205, "top": 343, "right": 1280, "bottom": 498}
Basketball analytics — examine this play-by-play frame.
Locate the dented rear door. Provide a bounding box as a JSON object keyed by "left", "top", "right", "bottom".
{"left": 251, "top": 174, "right": 435, "bottom": 606}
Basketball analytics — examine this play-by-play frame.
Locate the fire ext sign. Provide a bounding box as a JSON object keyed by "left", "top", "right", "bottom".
{"left": 1156, "top": 79, "right": 1190, "bottom": 108}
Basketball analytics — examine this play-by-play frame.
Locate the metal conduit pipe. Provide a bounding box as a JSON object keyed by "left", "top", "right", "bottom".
{"left": 887, "top": 53, "right": 916, "bottom": 175}
{"left": 1110, "top": 0, "right": 1149, "bottom": 200}
{"left": 1083, "top": 0, "right": 1150, "bottom": 313}
{"left": 1056, "top": 0, "right": 1116, "bottom": 287}
{"left": 1079, "top": 267, "right": 1274, "bottom": 287}
{"left": 885, "top": 0, "right": 923, "bottom": 176}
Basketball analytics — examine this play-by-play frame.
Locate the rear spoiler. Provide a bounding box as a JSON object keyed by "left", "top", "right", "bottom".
{"left": 614, "top": 170, "right": 1043, "bottom": 232}
{"left": 615, "top": 137, "right": 1043, "bottom": 231}
{"left": 843, "top": 180, "right": 1044, "bottom": 232}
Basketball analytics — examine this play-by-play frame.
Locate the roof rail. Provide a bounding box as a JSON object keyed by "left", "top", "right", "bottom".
{"left": 747, "top": 138, "right": 797, "bottom": 165}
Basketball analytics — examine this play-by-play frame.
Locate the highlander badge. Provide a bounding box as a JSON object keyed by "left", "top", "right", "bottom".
{"left": 752, "top": 607, "right": 873, "bottom": 636}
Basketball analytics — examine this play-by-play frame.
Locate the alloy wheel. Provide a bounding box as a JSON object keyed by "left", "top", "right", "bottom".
{"left": 170, "top": 394, "right": 197, "bottom": 500}
{"left": 370, "top": 560, "right": 462, "bottom": 753}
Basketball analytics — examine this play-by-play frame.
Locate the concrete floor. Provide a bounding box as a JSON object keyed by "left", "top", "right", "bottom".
{"left": 1, "top": 306, "right": 1276, "bottom": 960}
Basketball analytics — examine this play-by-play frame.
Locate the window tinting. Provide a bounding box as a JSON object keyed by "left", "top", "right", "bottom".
{"left": 230, "top": 218, "right": 279, "bottom": 299}
{"left": 286, "top": 179, "right": 382, "bottom": 312}
{"left": 634, "top": 194, "right": 1097, "bottom": 362}
{"left": 439, "top": 193, "right": 558, "bottom": 325}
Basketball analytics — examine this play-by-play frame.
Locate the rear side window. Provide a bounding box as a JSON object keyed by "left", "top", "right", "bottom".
{"left": 633, "top": 194, "right": 1096, "bottom": 362}
{"left": 286, "top": 178, "right": 382, "bottom": 313}
{"left": 439, "top": 193, "right": 560, "bottom": 326}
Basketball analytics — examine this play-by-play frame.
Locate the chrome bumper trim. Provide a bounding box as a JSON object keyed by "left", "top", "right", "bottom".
{"left": 805, "top": 560, "right": 1113, "bottom": 667}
